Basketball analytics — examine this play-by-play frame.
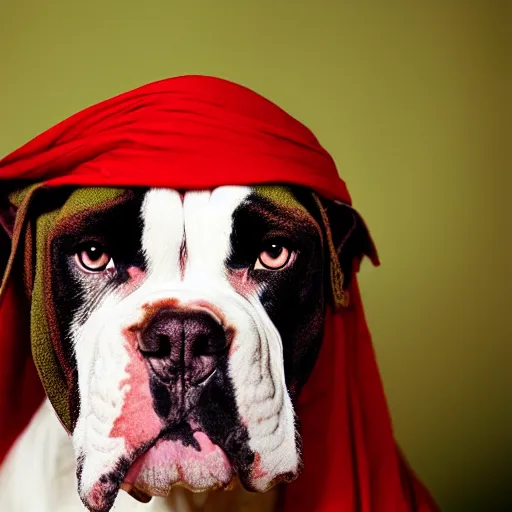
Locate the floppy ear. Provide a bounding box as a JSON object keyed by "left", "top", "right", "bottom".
{"left": 0, "top": 185, "right": 40, "bottom": 297}
{"left": 312, "top": 195, "right": 379, "bottom": 307}
{"left": 326, "top": 199, "right": 379, "bottom": 288}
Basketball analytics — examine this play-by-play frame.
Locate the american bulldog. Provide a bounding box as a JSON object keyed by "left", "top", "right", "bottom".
{"left": 0, "top": 184, "right": 369, "bottom": 512}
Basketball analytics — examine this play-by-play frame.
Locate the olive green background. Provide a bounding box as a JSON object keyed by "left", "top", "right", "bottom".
{"left": 1, "top": 2, "right": 509, "bottom": 511}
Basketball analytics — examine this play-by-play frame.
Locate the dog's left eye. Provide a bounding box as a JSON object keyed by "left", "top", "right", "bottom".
{"left": 75, "top": 243, "right": 113, "bottom": 273}
{"left": 255, "top": 241, "right": 294, "bottom": 271}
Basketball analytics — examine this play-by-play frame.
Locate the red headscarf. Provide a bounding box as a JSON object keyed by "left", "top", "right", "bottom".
{"left": 0, "top": 75, "right": 438, "bottom": 511}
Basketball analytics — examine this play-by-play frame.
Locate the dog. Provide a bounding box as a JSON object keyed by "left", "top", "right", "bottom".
{"left": 0, "top": 184, "right": 369, "bottom": 512}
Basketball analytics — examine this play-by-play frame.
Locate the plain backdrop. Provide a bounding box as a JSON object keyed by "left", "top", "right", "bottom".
{"left": 1, "top": 2, "right": 509, "bottom": 511}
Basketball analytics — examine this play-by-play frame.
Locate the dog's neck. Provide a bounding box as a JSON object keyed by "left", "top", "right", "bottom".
{"left": 0, "top": 400, "right": 280, "bottom": 512}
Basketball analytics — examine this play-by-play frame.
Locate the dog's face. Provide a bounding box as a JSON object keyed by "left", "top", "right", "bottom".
{"left": 21, "top": 184, "right": 366, "bottom": 511}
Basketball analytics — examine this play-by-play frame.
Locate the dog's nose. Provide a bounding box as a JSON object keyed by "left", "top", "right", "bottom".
{"left": 139, "top": 309, "right": 228, "bottom": 385}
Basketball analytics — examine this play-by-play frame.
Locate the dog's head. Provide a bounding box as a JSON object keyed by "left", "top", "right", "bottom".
{"left": 1, "top": 184, "right": 374, "bottom": 511}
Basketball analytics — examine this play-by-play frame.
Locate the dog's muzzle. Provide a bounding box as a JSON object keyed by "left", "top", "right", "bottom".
{"left": 73, "top": 287, "right": 300, "bottom": 511}
{"left": 138, "top": 308, "right": 229, "bottom": 422}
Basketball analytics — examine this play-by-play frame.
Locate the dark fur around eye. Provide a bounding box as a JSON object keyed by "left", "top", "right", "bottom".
{"left": 227, "top": 198, "right": 315, "bottom": 273}
{"left": 227, "top": 190, "right": 326, "bottom": 396}
{"left": 52, "top": 191, "right": 148, "bottom": 331}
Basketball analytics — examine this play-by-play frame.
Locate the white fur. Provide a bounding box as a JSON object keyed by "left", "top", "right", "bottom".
{"left": 182, "top": 188, "right": 249, "bottom": 285}
{"left": 142, "top": 189, "right": 184, "bottom": 282}
{"left": 72, "top": 293, "right": 132, "bottom": 499}
{"left": 229, "top": 296, "right": 299, "bottom": 490}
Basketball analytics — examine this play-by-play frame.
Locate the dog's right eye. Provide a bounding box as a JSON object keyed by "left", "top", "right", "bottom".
{"left": 75, "top": 243, "right": 113, "bottom": 273}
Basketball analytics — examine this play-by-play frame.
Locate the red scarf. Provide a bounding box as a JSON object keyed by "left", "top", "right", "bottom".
{"left": 0, "top": 75, "right": 438, "bottom": 511}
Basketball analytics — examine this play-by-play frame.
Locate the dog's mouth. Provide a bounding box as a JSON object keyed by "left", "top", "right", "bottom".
{"left": 80, "top": 422, "right": 257, "bottom": 512}
{"left": 122, "top": 427, "right": 234, "bottom": 495}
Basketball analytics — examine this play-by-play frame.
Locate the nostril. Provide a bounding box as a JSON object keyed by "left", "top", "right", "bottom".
{"left": 192, "top": 333, "right": 228, "bottom": 357}
{"left": 154, "top": 334, "right": 171, "bottom": 357}
{"left": 139, "top": 331, "right": 172, "bottom": 357}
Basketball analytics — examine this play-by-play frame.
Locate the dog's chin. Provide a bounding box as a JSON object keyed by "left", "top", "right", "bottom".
{"left": 80, "top": 429, "right": 299, "bottom": 512}
{"left": 123, "top": 433, "right": 235, "bottom": 496}
{"left": 79, "top": 432, "right": 234, "bottom": 512}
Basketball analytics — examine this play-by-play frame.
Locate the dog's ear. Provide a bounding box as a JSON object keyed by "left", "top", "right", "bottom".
{"left": 312, "top": 195, "right": 379, "bottom": 307}
{"left": 0, "top": 185, "right": 39, "bottom": 296}
{"left": 324, "top": 199, "right": 379, "bottom": 288}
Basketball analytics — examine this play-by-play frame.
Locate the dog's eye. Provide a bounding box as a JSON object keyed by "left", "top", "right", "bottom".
{"left": 75, "top": 243, "right": 113, "bottom": 273}
{"left": 255, "top": 241, "right": 293, "bottom": 271}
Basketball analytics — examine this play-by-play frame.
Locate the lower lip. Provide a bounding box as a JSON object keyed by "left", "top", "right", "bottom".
{"left": 122, "top": 431, "right": 233, "bottom": 493}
